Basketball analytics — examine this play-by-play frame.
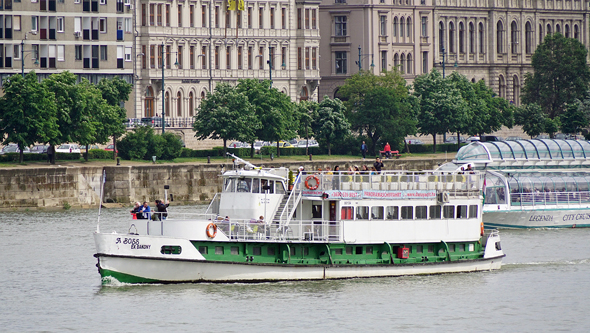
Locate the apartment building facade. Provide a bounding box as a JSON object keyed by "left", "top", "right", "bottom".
{"left": 134, "top": 0, "right": 321, "bottom": 120}
{"left": 0, "top": 0, "right": 134, "bottom": 108}
{"left": 319, "top": 0, "right": 590, "bottom": 105}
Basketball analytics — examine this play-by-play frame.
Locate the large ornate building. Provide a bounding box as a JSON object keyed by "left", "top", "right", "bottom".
{"left": 133, "top": 0, "right": 321, "bottom": 120}
{"left": 318, "top": 0, "right": 590, "bottom": 106}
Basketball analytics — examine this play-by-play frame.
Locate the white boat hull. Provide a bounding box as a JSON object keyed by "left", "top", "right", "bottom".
{"left": 483, "top": 208, "right": 590, "bottom": 229}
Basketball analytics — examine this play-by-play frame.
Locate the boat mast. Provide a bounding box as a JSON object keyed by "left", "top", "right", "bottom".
{"left": 226, "top": 152, "right": 259, "bottom": 169}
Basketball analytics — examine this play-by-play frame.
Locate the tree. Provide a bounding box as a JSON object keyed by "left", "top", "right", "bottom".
{"left": 193, "top": 83, "right": 258, "bottom": 154}
{"left": 413, "top": 69, "right": 467, "bottom": 152}
{"left": 514, "top": 103, "right": 546, "bottom": 138}
{"left": 0, "top": 72, "right": 58, "bottom": 163}
{"left": 522, "top": 33, "right": 590, "bottom": 119}
{"left": 338, "top": 70, "right": 417, "bottom": 155}
{"left": 312, "top": 96, "right": 351, "bottom": 155}
{"left": 295, "top": 100, "right": 318, "bottom": 155}
{"left": 560, "top": 99, "right": 590, "bottom": 135}
{"left": 97, "top": 77, "right": 132, "bottom": 159}
{"left": 236, "top": 79, "right": 296, "bottom": 157}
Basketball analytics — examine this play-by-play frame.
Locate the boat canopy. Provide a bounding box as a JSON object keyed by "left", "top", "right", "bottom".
{"left": 453, "top": 139, "right": 590, "bottom": 169}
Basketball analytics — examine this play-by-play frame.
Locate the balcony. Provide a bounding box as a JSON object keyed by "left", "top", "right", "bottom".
{"left": 331, "top": 36, "right": 349, "bottom": 45}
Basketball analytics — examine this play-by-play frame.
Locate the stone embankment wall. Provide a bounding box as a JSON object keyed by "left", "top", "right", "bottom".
{"left": 0, "top": 158, "right": 448, "bottom": 210}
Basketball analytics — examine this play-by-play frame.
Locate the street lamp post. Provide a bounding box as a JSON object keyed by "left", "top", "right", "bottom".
{"left": 161, "top": 42, "right": 165, "bottom": 134}
{"left": 355, "top": 45, "right": 374, "bottom": 72}
{"left": 21, "top": 31, "right": 38, "bottom": 78}
{"left": 266, "top": 49, "right": 285, "bottom": 89}
{"left": 441, "top": 47, "right": 446, "bottom": 78}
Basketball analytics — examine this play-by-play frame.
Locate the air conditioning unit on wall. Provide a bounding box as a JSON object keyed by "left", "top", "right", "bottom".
{"left": 74, "top": 31, "right": 81, "bottom": 38}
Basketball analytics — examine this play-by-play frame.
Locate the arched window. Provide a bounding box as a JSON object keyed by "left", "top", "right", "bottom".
{"left": 459, "top": 22, "right": 464, "bottom": 53}
{"left": 439, "top": 21, "right": 445, "bottom": 52}
{"left": 394, "top": 53, "right": 399, "bottom": 69}
{"left": 498, "top": 75, "right": 506, "bottom": 98}
{"left": 400, "top": 17, "right": 405, "bottom": 39}
{"left": 449, "top": 22, "right": 455, "bottom": 53}
{"left": 189, "top": 92, "right": 194, "bottom": 116}
{"left": 393, "top": 17, "right": 398, "bottom": 37}
{"left": 479, "top": 22, "right": 484, "bottom": 53}
{"left": 510, "top": 21, "right": 518, "bottom": 54}
{"left": 165, "top": 91, "right": 170, "bottom": 117}
{"left": 469, "top": 22, "right": 475, "bottom": 53}
{"left": 496, "top": 20, "right": 504, "bottom": 53}
{"left": 407, "top": 18, "right": 411, "bottom": 38}
{"left": 565, "top": 24, "right": 570, "bottom": 38}
{"left": 301, "top": 87, "right": 309, "bottom": 101}
{"left": 513, "top": 75, "right": 520, "bottom": 106}
{"left": 525, "top": 22, "right": 532, "bottom": 54}
{"left": 547, "top": 23, "right": 552, "bottom": 35}
{"left": 177, "top": 91, "right": 182, "bottom": 117}
{"left": 406, "top": 53, "right": 412, "bottom": 74}
{"left": 145, "top": 86, "right": 154, "bottom": 117}
{"left": 400, "top": 54, "right": 405, "bottom": 74}
{"left": 574, "top": 25, "right": 579, "bottom": 40}
{"left": 555, "top": 24, "right": 560, "bottom": 34}
{"left": 539, "top": 24, "right": 543, "bottom": 43}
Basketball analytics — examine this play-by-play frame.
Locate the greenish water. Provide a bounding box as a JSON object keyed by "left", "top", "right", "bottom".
{"left": 1, "top": 206, "right": 589, "bottom": 332}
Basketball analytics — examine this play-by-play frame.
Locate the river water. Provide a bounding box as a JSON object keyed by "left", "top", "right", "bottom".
{"left": 1, "top": 206, "right": 589, "bottom": 332}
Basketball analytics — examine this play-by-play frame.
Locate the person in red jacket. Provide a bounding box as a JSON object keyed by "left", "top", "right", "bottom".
{"left": 383, "top": 142, "right": 392, "bottom": 159}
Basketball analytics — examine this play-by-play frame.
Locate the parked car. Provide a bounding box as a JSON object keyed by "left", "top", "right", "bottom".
{"left": 253, "top": 141, "right": 264, "bottom": 152}
{"left": 533, "top": 134, "right": 550, "bottom": 139}
{"left": 0, "top": 144, "right": 29, "bottom": 154}
{"left": 405, "top": 139, "right": 424, "bottom": 145}
{"left": 29, "top": 145, "right": 49, "bottom": 154}
{"left": 288, "top": 139, "right": 298, "bottom": 145}
{"left": 466, "top": 136, "right": 480, "bottom": 142}
{"left": 55, "top": 144, "right": 81, "bottom": 153}
{"left": 480, "top": 135, "right": 503, "bottom": 142}
{"left": 229, "top": 142, "right": 243, "bottom": 148}
{"left": 506, "top": 136, "right": 522, "bottom": 141}
{"left": 80, "top": 145, "right": 100, "bottom": 150}
{"left": 297, "top": 139, "right": 319, "bottom": 148}
{"left": 270, "top": 141, "right": 295, "bottom": 148}
{"left": 444, "top": 136, "right": 466, "bottom": 144}
{"left": 104, "top": 144, "right": 118, "bottom": 153}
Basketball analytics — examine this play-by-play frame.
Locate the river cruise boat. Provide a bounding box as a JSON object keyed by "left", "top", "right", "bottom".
{"left": 439, "top": 139, "right": 590, "bottom": 228}
{"left": 93, "top": 156, "right": 504, "bottom": 283}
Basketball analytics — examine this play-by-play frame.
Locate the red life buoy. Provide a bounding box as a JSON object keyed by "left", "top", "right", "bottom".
{"left": 305, "top": 175, "right": 320, "bottom": 190}
{"left": 480, "top": 222, "right": 485, "bottom": 236}
{"left": 206, "top": 223, "right": 217, "bottom": 238}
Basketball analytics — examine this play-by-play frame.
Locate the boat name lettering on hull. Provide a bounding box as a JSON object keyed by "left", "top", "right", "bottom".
{"left": 115, "top": 237, "right": 151, "bottom": 250}
{"left": 529, "top": 215, "right": 553, "bottom": 222}
{"left": 562, "top": 213, "right": 590, "bottom": 221}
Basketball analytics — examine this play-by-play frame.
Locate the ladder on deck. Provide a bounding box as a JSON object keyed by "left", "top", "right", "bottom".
{"left": 272, "top": 173, "right": 303, "bottom": 226}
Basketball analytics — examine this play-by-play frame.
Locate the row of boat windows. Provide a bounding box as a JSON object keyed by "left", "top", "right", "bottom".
{"left": 223, "top": 178, "right": 286, "bottom": 194}
{"left": 197, "top": 243, "right": 477, "bottom": 257}
{"left": 340, "top": 205, "right": 479, "bottom": 220}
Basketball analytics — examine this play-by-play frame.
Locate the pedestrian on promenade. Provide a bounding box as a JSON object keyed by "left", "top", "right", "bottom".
{"left": 361, "top": 141, "right": 368, "bottom": 160}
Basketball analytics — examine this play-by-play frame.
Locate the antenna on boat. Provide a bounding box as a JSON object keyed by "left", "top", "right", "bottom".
{"left": 96, "top": 169, "right": 106, "bottom": 233}
{"left": 226, "top": 152, "right": 259, "bottom": 169}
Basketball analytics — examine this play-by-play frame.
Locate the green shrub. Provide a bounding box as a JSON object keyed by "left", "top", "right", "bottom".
{"left": 86, "top": 149, "right": 113, "bottom": 160}
{"left": 117, "top": 127, "right": 183, "bottom": 160}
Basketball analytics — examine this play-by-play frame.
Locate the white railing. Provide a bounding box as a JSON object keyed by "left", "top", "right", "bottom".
{"left": 510, "top": 191, "right": 590, "bottom": 208}
{"left": 277, "top": 173, "right": 303, "bottom": 225}
{"left": 215, "top": 219, "right": 341, "bottom": 242}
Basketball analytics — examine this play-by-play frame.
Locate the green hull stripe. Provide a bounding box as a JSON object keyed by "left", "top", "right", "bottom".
{"left": 100, "top": 268, "right": 160, "bottom": 284}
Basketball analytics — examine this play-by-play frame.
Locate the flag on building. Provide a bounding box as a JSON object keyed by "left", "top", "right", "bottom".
{"left": 228, "top": 0, "right": 244, "bottom": 10}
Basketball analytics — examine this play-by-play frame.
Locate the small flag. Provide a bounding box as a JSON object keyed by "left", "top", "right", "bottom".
{"left": 228, "top": 0, "right": 236, "bottom": 10}
{"left": 237, "top": 0, "right": 244, "bottom": 10}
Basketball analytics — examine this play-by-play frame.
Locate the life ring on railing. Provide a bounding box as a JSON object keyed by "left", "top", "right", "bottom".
{"left": 480, "top": 222, "right": 485, "bottom": 236}
{"left": 305, "top": 175, "right": 320, "bottom": 190}
{"left": 206, "top": 223, "right": 217, "bottom": 238}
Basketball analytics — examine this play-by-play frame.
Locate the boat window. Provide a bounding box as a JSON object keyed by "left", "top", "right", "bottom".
{"left": 268, "top": 180, "right": 275, "bottom": 193}
{"left": 457, "top": 205, "right": 468, "bottom": 219}
{"left": 449, "top": 244, "right": 455, "bottom": 252}
{"left": 252, "top": 178, "right": 260, "bottom": 193}
{"left": 386, "top": 206, "right": 399, "bottom": 220}
{"left": 469, "top": 205, "right": 478, "bottom": 218}
{"left": 261, "top": 179, "right": 274, "bottom": 193}
{"left": 224, "top": 178, "right": 236, "bottom": 192}
{"left": 429, "top": 205, "right": 442, "bottom": 219}
{"left": 276, "top": 181, "right": 286, "bottom": 194}
{"left": 415, "top": 206, "right": 428, "bottom": 219}
{"left": 416, "top": 245, "right": 423, "bottom": 253}
{"left": 215, "top": 246, "right": 224, "bottom": 254}
{"left": 236, "top": 178, "right": 252, "bottom": 192}
{"left": 231, "top": 246, "right": 239, "bottom": 255}
{"left": 346, "top": 246, "right": 352, "bottom": 254}
{"left": 401, "top": 206, "right": 413, "bottom": 219}
{"left": 335, "top": 248, "right": 343, "bottom": 255}
{"left": 267, "top": 247, "right": 275, "bottom": 255}
{"left": 356, "top": 246, "right": 363, "bottom": 254}
{"left": 443, "top": 205, "right": 455, "bottom": 218}
{"left": 341, "top": 206, "right": 354, "bottom": 220}
{"left": 290, "top": 247, "right": 296, "bottom": 256}
{"left": 357, "top": 206, "right": 369, "bottom": 220}
{"left": 312, "top": 203, "right": 322, "bottom": 218}
{"left": 199, "top": 246, "right": 208, "bottom": 254}
{"left": 366, "top": 246, "right": 373, "bottom": 254}
{"left": 458, "top": 244, "right": 465, "bottom": 251}
{"left": 371, "top": 206, "right": 384, "bottom": 219}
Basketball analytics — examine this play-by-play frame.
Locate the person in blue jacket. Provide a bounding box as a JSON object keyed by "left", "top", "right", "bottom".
{"left": 140, "top": 201, "right": 151, "bottom": 220}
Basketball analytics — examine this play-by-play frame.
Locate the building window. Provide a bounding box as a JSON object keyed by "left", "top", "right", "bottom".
{"left": 282, "top": 8, "right": 286, "bottom": 29}
{"left": 546, "top": 23, "right": 552, "bottom": 35}
{"left": 57, "top": 17, "right": 64, "bottom": 32}
{"left": 32, "top": 16, "right": 39, "bottom": 31}
{"left": 259, "top": 7, "right": 263, "bottom": 29}
{"left": 498, "top": 75, "right": 505, "bottom": 98}
{"left": 237, "top": 11, "right": 242, "bottom": 28}
{"left": 525, "top": 22, "right": 532, "bottom": 54}
{"left": 513, "top": 75, "right": 520, "bottom": 105}
{"left": 270, "top": 7, "right": 275, "bottom": 29}
{"left": 459, "top": 22, "right": 464, "bottom": 53}
{"left": 248, "top": 7, "right": 253, "bottom": 28}
{"left": 448, "top": 21, "right": 454, "bottom": 53}
{"left": 407, "top": 17, "right": 411, "bottom": 38}
{"left": 215, "top": 6, "right": 220, "bottom": 28}
{"left": 381, "top": 50, "right": 387, "bottom": 71}
{"left": 142, "top": 4, "right": 147, "bottom": 26}
{"left": 565, "top": 24, "right": 570, "bottom": 38}
{"left": 202, "top": 5, "right": 207, "bottom": 27}
{"left": 238, "top": 46, "right": 242, "bottom": 69}
{"left": 556, "top": 24, "right": 561, "bottom": 34}
{"left": 150, "top": 45, "right": 155, "bottom": 68}
{"left": 248, "top": 46, "right": 252, "bottom": 69}
{"left": 297, "top": 8, "right": 302, "bottom": 29}
{"left": 157, "top": 45, "right": 163, "bottom": 68}
{"left": 190, "top": 45, "right": 194, "bottom": 69}
{"left": 422, "top": 51, "right": 428, "bottom": 73}
{"left": 380, "top": 16, "right": 386, "bottom": 36}
{"left": 393, "top": 17, "right": 398, "bottom": 37}
{"left": 100, "top": 45, "right": 107, "bottom": 60}
{"left": 166, "top": 4, "right": 170, "bottom": 27}
{"left": 225, "top": 10, "right": 230, "bottom": 29}
{"left": 335, "top": 16, "right": 347, "bottom": 36}
{"left": 421, "top": 17, "right": 427, "bottom": 37}
{"left": 178, "top": 45, "right": 183, "bottom": 69}
{"left": 190, "top": 5, "right": 194, "bottom": 27}
{"left": 178, "top": 5, "right": 183, "bottom": 27}
{"left": 400, "top": 17, "right": 405, "bottom": 38}
{"left": 157, "top": 4, "right": 162, "bottom": 26}
{"left": 311, "top": 47, "right": 316, "bottom": 70}
{"left": 99, "top": 18, "right": 107, "bottom": 33}
{"left": 201, "top": 46, "right": 207, "bottom": 69}
{"left": 438, "top": 21, "right": 444, "bottom": 52}
{"left": 75, "top": 45, "right": 82, "bottom": 60}
{"left": 150, "top": 4, "right": 155, "bottom": 26}
{"left": 259, "top": 46, "right": 264, "bottom": 69}
{"left": 335, "top": 51, "right": 347, "bottom": 74}
{"left": 469, "top": 22, "right": 474, "bottom": 53}
{"left": 400, "top": 54, "right": 405, "bottom": 74}
{"left": 511, "top": 21, "right": 518, "bottom": 54}
{"left": 312, "top": 9, "right": 316, "bottom": 29}
{"left": 165, "top": 92, "right": 170, "bottom": 117}
{"left": 177, "top": 92, "right": 182, "bottom": 117}
{"left": 407, "top": 53, "right": 412, "bottom": 74}
{"left": 189, "top": 92, "right": 194, "bottom": 116}
{"left": 394, "top": 53, "right": 399, "bottom": 68}
{"left": 305, "top": 47, "right": 310, "bottom": 69}
{"left": 226, "top": 46, "right": 231, "bottom": 69}
{"left": 497, "top": 20, "right": 504, "bottom": 53}
{"left": 305, "top": 8, "right": 309, "bottom": 29}
{"left": 297, "top": 47, "right": 302, "bottom": 70}
{"left": 479, "top": 22, "right": 484, "bottom": 53}
{"left": 142, "top": 45, "right": 146, "bottom": 69}
{"left": 166, "top": 45, "right": 171, "bottom": 68}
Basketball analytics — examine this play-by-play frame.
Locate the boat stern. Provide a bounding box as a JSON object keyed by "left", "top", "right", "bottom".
{"left": 483, "top": 229, "right": 504, "bottom": 262}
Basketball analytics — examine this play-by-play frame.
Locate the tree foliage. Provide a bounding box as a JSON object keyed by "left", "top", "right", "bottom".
{"left": 514, "top": 103, "right": 546, "bottom": 138}
{"left": 338, "top": 70, "right": 416, "bottom": 154}
{"left": 312, "top": 96, "right": 351, "bottom": 155}
{"left": 522, "top": 33, "right": 590, "bottom": 119}
{"left": 117, "top": 126, "right": 183, "bottom": 160}
{"left": 193, "top": 83, "right": 258, "bottom": 153}
{"left": 560, "top": 99, "right": 590, "bottom": 135}
{"left": 295, "top": 100, "right": 318, "bottom": 154}
{"left": 0, "top": 72, "right": 58, "bottom": 163}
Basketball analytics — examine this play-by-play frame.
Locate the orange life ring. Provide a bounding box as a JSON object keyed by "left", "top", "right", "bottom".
{"left": 305, "top": 175, "right": 320, "bottom": 190}
{"left": 480, "top": 222, "right": 485, "bottom": 236}
{"left": 206, "top": 223, "right": 217, "bottom": 238}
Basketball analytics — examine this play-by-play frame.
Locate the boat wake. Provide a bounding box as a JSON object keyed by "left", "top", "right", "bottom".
{"left": 503, "top": 258, "right": 590, "bottom": 269}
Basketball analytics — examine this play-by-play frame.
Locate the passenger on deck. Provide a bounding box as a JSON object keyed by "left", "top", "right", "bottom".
{"left": 139, "top": 202, "right": 151, "bottom": 220}
{"left": 155, "top": 199, "right": 169, "bottom": 220}
{"left": 130, "top": 202, "right": 142, "bottom": 219}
